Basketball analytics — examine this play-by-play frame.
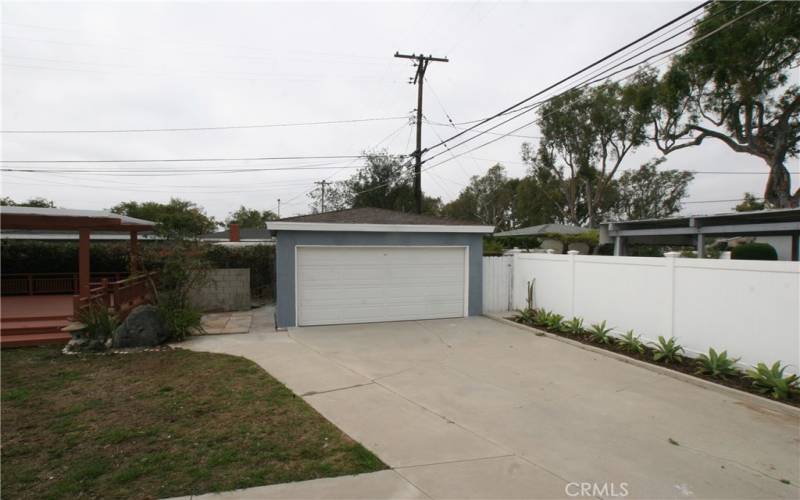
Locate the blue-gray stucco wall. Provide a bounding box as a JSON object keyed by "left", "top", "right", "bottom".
{"left": 275, "top": 231, "right": 484, "bottom": 328}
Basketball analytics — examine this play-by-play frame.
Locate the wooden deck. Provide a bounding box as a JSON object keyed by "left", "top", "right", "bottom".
{"left": 0, "top": 295, "right": 73, "bottom": 347}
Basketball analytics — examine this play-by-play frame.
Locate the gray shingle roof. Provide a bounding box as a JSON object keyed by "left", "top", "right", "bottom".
{"left": 277, "top": 207, "right": 481, "bottom": 226}
{"left": 494, "top": 223, "right": 586, "bottom": 237}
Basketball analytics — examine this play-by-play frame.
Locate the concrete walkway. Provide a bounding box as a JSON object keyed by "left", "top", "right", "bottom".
{"left": 178, "top": 313, "right": 800, "bottom": 499}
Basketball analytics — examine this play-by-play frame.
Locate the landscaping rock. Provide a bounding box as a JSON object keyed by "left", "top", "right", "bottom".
{"left": 111, "top": 305, "right": 168, "bottom": 348}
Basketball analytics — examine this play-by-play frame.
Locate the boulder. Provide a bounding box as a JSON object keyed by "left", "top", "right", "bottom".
{"left": 112, "top": 305, "right": 168, "bottom": 348}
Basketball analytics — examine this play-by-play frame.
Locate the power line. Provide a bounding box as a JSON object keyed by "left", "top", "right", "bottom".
{"left": 0, "top": 116, "right": 409, "bottom": 134}
{"left": 0, "top": 154, "right": 379, "bottom": 164}
{"left": 416, "top": 1, "right": 713, "bottom": 157}
{"left": 419, "top": 0, "right": 767, "bottom": 171}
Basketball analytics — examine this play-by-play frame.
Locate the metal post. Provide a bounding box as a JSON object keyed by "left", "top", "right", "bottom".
{"left": 696, "top": 233, "right": 705, "bottom": 258}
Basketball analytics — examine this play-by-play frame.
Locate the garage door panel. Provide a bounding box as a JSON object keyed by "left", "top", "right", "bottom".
{"left": 297, "top": 246, "right": 466, "bottom": 326}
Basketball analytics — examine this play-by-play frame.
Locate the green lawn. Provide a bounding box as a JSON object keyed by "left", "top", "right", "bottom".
{"left": 1, "top": 347, "right": 385, "bottom": 499}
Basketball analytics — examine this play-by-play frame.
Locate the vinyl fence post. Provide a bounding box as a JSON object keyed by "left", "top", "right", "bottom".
{"left": 664, "top": 252, "right": 680, "bottom": 338}
{"left": 506, "top": 256, "right": 513, "bottom": 312}
{"left": 567, "top": 250, "right": 579, "bottom": 318}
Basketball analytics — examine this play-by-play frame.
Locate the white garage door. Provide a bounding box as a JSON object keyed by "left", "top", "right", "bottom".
{"left": 296, "top": 246, "right": 467, "bottom": 326}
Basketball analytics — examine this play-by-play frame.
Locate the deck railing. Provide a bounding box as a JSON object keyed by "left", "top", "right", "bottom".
{"left": 1, "top": 272, "right": 127, "bottom": 296}
{"left": 72, "top": 272, "right": 158, "bottom": 320}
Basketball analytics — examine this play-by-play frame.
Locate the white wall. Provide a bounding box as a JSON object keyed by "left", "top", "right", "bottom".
{"left": 509, "top": 253, "right": 800, "bottom": 373}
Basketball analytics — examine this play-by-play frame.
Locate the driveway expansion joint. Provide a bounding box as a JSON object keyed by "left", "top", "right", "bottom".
{"left": 300, "top": 381, "right": 375, "bottom": 397}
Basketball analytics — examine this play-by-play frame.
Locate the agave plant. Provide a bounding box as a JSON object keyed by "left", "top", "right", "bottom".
{"left": 514, "top": 308, "right": 536, "bottom": 325}
{"left": 533, "top": 309, "right": 551, "bottom": 327}
{"left": 745, "top": 361, "right": 799, "bottom": 400}
{"left": 544, "top": 313, "right": 564, "bottom": 331}
{"left": 695, "top": 348, "right": 740, "bottom": 379}
{"left": 651, "top": 336, "right": 684, "bottom": 364}
{"left": 561, "top": 317, "right": 584, "bottom": 335}
{"left": 588, "top": 320, "right": 613, "bottom": 344}
{"left": 616, "top": 330, "right": 644, "bottom": 354}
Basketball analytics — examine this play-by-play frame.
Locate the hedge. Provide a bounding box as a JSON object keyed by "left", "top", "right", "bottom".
{"left": 0, "top": 240, "right": 276, "bottom": 299}
{"left": 731, "top": 242, "right": 778, "bottom": 261}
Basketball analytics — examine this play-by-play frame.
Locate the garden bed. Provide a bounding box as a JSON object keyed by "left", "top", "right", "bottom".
{"left": 1, "top": 347, "right": 386, "bottom": 499}
{"left": 507, "top": 314, "right": 800, "bottom": 408}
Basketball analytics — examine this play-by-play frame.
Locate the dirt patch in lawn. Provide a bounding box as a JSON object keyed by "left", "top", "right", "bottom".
{"left": 507, "top": 318, "right": 800, "bottom": 409}
{"left": 1, "top": 347, "right": 386, "bottom": 500}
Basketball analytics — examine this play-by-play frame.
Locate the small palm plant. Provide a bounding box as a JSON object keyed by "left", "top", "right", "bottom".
{"left": 651, "top": 336, "right": 684, "bottom": 364}
{"left": 745, "top": 361, "right": 799, "bottom": 400}
{"left": 544, "top": 313, "right": 564, "bottom": 331}
{"left": 561, "top": 317, "right": 584, "bottom": 335}
{"left": 588, "top": 320, "right": 613, "bottom": 344}
{"left": 695, "top": 348, "right": 740, "bottom": 379}
{"left": 616, "top": 330, "right": 644, "bottom": 354}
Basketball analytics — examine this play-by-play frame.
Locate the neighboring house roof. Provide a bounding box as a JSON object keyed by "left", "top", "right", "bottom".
{"left": 267, "top": 207, "right": 494, "bottom": 233}
{"left": 0, "top": 206, "right": 155, "bottom": 232}
{"left": 200, "top": 227, "right": 275, "bottom": 242}
{"left": 1, "top": 230, "right": 160, "bottom": 241}
{"left": 494, "top": 224, "right": 586, "bottom": 237}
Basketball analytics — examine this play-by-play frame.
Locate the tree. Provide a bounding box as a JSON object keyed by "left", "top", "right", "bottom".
{"left": 650, "top": 2, "right": 800, "bottom": 207}
{"left": 531, "top": 78, "right": 652, "bottom": 226}
{"left": 225, "top": 206, "right": 278, "bottom": 228}
{"left": 442, "top": 164, "right": 517, "bottom": 229}
{"left": 0, "top": 197, "right": 56, "bottom": 208}
{"left": 612, "top": 158, "right": 694, "bottom": 220}
{"left": 308, "top": 152, "right": 441, "bottom": 214}
{"left": 110, "top": 198, "right": 217, "bottom": 239}
{"left": 734, "top": 192, "right": 766, "bottom": 212}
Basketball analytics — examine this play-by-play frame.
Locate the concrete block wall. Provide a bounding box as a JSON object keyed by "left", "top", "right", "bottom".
{"left": 188, "top": 268, "right": 251, "bottom": 312}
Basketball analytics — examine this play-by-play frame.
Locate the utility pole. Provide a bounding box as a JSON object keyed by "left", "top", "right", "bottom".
{"left": 394, "top": 52, "right": 448, "bottom": 213}
{"left": 277, "top": 198, "right": 281, "bottom": 218}
{"left": 314, "top": 180, "right": 331, "bottom": 213}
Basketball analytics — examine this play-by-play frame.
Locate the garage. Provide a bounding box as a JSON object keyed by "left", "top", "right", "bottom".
{"left": 296, "top": 246, "right": 467, "bottom": 326}
{"left": 267, "top": 207, "right": 493, "bottom": 328}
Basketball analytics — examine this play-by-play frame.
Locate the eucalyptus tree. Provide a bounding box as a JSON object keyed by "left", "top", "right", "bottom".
{"left": 649, "top": 1, "right": 800, "bottom": 207}
{"left": 528, "top": 78, "right": 652, "bottom": 227}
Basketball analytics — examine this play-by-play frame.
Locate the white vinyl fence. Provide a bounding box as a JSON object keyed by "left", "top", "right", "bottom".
{"left": 503, "top": 252, "right": 799, "bottom": 373}
{"left": 482, "top": 256, "right": 513, "bottom": 312}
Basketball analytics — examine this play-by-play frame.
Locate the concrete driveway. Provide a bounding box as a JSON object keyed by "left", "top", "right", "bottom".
{"left": 182, "top": 315, "right": 800, "bottom": 499}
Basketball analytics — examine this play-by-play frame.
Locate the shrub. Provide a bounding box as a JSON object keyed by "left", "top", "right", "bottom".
{"left": 76, "top": 304, "right": 119, "bottom": 343}
{"left": 514, "top": 308, "right": 536, "bottom": 325}
{"left": 616, "top": 330, "right": 644, "bottom": 354}
{"left": 745, "top": 362, "right": 799, "bottom": 400}
{"left": 731, "top": 243, "right": 778, "bottom": 261}
{"left": 544, "top": 313, "right": 564, "bottom": 331}
{"left": 562, "top": 317, "right": 584, "bottom": 335}
{"left": 588, "top": 321, "right": 613, "bottom": 344}
{"left": 533, "top": 309, "right": 551, "bottom": 327}
{"left": 152, "top": 243, "right": 209, "bottom": 341}
{"left": 651, "top": 336, "right": 684, "bottom": 364}
{"left": 695, "top": 348, "right": 740, "bottom": 379}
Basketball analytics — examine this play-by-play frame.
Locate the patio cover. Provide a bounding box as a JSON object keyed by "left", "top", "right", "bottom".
{"left": 0, "top": 207, "right": 156, "bottom": 297}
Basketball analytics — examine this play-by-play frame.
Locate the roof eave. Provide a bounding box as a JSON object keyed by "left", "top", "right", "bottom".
{"left": 266, "top": 221, "right": 494, "bottom": 234}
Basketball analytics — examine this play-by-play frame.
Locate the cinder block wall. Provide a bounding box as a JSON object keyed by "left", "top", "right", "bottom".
{"left": 188, "top": 268, "right": 251, "bottom": 312}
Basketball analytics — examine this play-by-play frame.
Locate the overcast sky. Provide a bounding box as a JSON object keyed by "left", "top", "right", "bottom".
{"left": 2, "top": 0, "right": 798, "bottom": 222}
